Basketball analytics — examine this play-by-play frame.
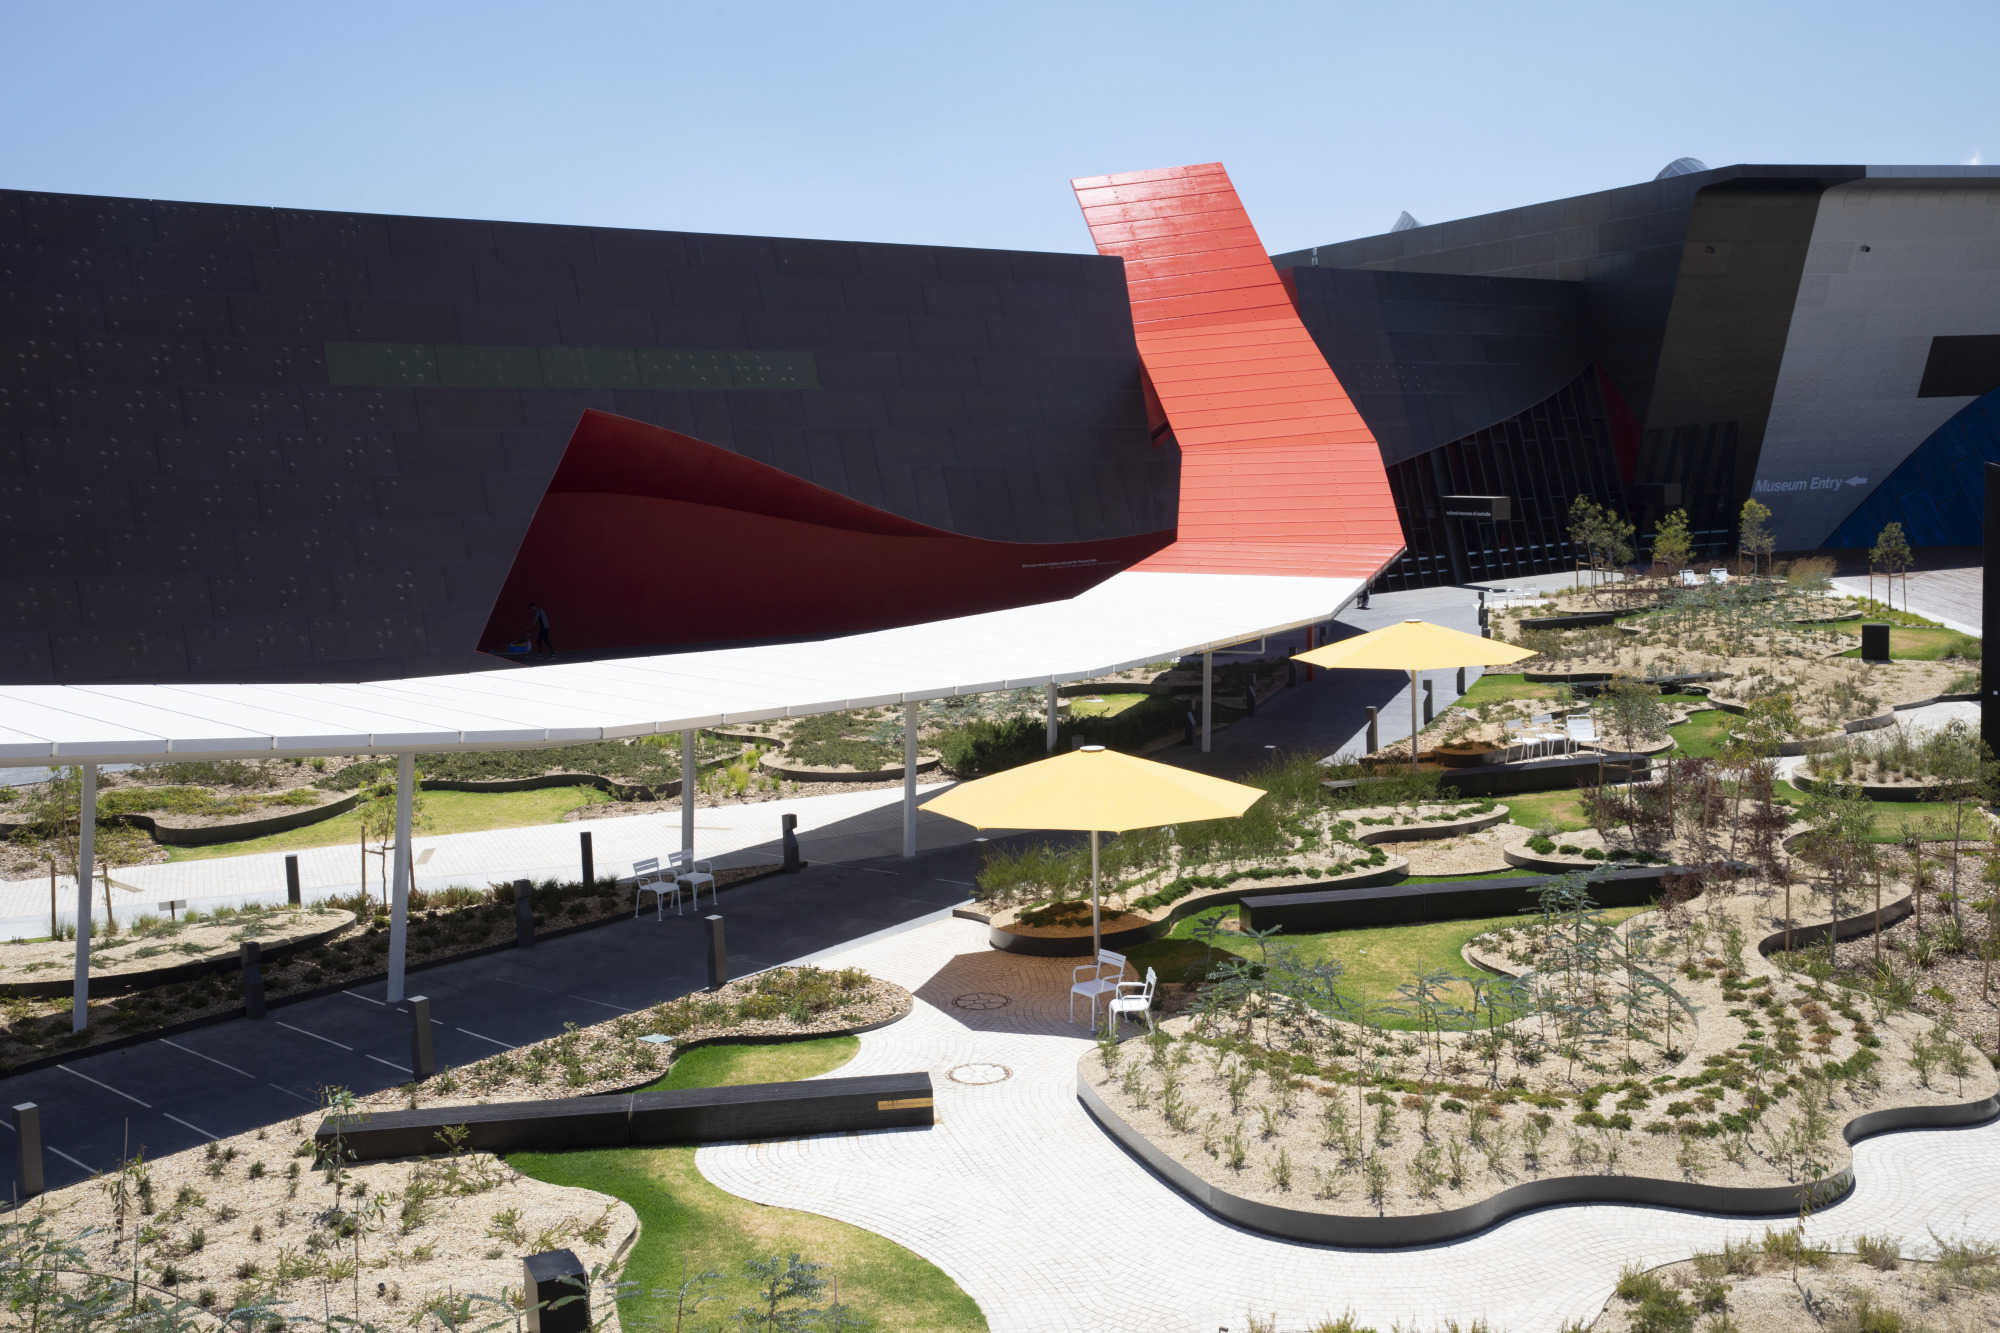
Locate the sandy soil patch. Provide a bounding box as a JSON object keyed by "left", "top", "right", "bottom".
{"left": 1587, "top": 1249, "right": 2000, "bottom": 1332}
{"left": 1377, "top": 824, "right": 1530, "bottom": 876}
{"left": 23, "top": 1117, "right": 636, "bottom": 1331}
{"left": 0, "top": 906, "right": 351, "bottom": 988}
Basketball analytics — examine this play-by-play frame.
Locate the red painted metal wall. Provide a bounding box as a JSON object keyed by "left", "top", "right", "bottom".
{"left": 477, "top": 411, "right": 1170, "bottom": 657}
{"left": 1072, "top": 163, "right": 1405, "bottom": 579}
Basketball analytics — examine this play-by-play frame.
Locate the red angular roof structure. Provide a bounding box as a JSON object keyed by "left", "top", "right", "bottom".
{"left": 1073, "top": 162, "right": 1404, "bottom": 579}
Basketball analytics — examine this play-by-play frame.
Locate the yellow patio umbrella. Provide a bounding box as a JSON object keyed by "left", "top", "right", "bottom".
{"left": 923, "top": 746, "right": 1266, "bottom": 957}
{"left": 1295, "top": 619, "right": 1536, "bottom": 770}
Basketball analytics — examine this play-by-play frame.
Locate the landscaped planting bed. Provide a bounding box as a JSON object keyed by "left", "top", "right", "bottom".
{"left": 11, "top": 1102, "right": 637, "bottom": 1332}
{"left": 0, "top": 903, "right": 351, "bottom": 995}
{"left": 0, "top": 872, "right": 773, "bottom": 1070}
{"left": 1584, "top": 1238, "right": 2000, "bottom": 1332}
{"left": 1077, "top": 756, "right": 2000, "bottom": 1239}
{"left": 350, "top": 965, "right": 910, "bottom": 1108}
{"left": 1082, "top": 872, "right": 1993, "bottom": 1233}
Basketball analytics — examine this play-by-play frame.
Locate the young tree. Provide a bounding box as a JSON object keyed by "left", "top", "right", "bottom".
{"left": 1650, "top": 508, "right": 1695, "bottom": 580}
{"left": 1871, "top": 521, "right": 1913, "bottom": 614}
{"left": 7, "top": 769, "right": 150, "bottom": 934}
{"left": 1597, "top": 677, "right": 1671, "bottom": 808}
{"left": 1924, "top": 720, "right": 1995, "bottom": 926}
{"left": 1738, "top": 497, "right": 1775, "bottom": 577}
{"left": 357, "top": 766, "right": 431, "bottom": 914}
{"left": 1568, "top": 495, "right": 1608, "bottom": 591}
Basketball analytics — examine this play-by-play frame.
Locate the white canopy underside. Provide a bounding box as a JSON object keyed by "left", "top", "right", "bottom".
{"left": 0, "top": 571, "right": 1360, "bottom": 764}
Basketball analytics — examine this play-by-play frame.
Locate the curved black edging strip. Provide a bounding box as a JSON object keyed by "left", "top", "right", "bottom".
{"left": 317, "top": 1071, "right": 936, "bottom": 1161}
{"left": 0, "top": 913, "right": 354, "bottom": 1000}
{"left": 1789, "top": 774, "right": 1973, "bottom": 803}
{"left": 1239, "top": 863, "right": 1734, "bottom": 934}
{"left": 1081, "top": 1073, "right": 2000, "bottom": 1249}
{"left": 987, "top": 868, "right": 1406, "bottom": 958}
{"left": 1349, "top": 809, "right": 1509, "bottom": 845}
{"left": 1756, "top": 893, "right": 1915, "bottom": 956}
{"left": 0, "top": 792, "right": 367, "bottom": 849}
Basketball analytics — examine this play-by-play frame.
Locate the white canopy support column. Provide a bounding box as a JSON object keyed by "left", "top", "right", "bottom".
{"left": 386, "top": 751, "right": 415, "bottom": 1003}
{"left": 1045, "top": 682, "right": 1058, "bottom": 752}
{"left": 71, "top": 762, "right": 96, "bottom": 1032}
{"left": 1202, "top": 651, "right": 1213, "bottom": 753}
{"left": 680, "top": 729, "right": 696, "bottom": 854}
{"left": 902, "top": 701, "right": 918, "bottom": 858}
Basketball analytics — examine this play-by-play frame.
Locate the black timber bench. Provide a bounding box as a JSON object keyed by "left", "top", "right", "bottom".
{"left": 315, "top": 1071, "right": 934, "bottom": 1161}
{"left": 1240, "top": 864, "right": 1730, "bottom": 933}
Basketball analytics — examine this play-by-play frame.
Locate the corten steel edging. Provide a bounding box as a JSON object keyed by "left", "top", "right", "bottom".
{"left": 1079, "top": 1074, "right": 2000, "bottom": 1248}
{"left": 1237, "top": 864, "right": 1738, "bottom": 934}
{"left": 315, "top": 1071, "right": 935, "bottom": 1161}
{"left": 986, "top": 867, "right": 1407, "bottom": 958}
{"left": 1347, "top": 808, "right": 1510, "bottom": 845}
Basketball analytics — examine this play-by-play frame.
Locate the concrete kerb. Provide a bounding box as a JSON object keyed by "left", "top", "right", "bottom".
{"left": 1077, "top": 1069, "right": 2000, "bottom": 1249}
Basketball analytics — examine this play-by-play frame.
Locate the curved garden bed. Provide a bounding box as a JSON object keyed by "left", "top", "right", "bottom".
{"left": 0, "top": 906, "right": 354, "bottom": 998}
{"left": 759, "top": 751, "right": 941, "bottom": 783}
{"left": 1789, "top": 773, "right": 1974, "bottom": 802}
{"left": 1077, "top": 1073, "right": 1997, "bottom": 1248}
{"left": 985, "top": 860, "right": 1408, "bottom": 957}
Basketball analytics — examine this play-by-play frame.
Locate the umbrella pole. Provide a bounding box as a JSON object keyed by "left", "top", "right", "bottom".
{"left": 1409, "top": 669, "right": 1419, "bottom": 772}
{"left": 1090, "top": 830, "right": 1101, "bottom": 959}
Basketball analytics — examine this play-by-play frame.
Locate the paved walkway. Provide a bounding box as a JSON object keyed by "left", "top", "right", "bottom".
{"left": 701, "top": 914, "right": 2000, "bottom": 1333}
{"left": 0, "top": 780, "right": 967, "bottom": 937}
{"left": 1832, "top": 564, "right": 1981, "bottom": 636}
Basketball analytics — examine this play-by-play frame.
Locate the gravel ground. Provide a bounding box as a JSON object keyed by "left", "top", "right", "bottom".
{"left": 0, "top": 906, "right": 351, "bottom": 987}
{"left": 23, "top": 1117, "right": 637, "bottom": 1331}
{"left": 1587, "top": 1251, "right": 2000, "bottom": 1332}
{"left": 1377, "top": 824, "right": 1530, "bottom": 876}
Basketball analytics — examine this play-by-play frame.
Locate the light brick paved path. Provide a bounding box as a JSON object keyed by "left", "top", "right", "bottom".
{"left": 701, "top": 918, "right": 2000, "bottom": 1332}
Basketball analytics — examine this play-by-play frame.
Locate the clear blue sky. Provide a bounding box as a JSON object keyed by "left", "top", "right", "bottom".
{"left": 4, "top": 1, "right": 1995, "bottom": 257}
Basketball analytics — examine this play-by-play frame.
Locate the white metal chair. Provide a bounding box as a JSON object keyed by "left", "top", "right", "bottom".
{"left": 632, "top": 857, "right": 681, "bottom": 919}
{"left": 1070, "top": 948, "right": 1127, "bottom": 1026}
{"left": 1108, "top": 966, "right": 1158, "bottom": 1032}
{"left": 1679, "top": 569, "right": 1701, "bottom": 588}
{"left": 668, "top": 848, "right": 716, "bottom": 913}
{"left": 1708, "top": 566, "right": 1729, "bottom": 585}
{"left": 1563, "top": 714, "right": 1597, "bottom": 755}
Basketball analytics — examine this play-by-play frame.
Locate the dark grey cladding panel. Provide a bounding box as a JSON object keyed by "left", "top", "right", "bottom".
{"left": 1275, "top": 165, "right": 1864, "bottom": 430}
{"left": 1285, "top": 266, "right": 1595, "bottom": 468}
{"left": 0, "top": 189, "right": 1159, "bottom": 681}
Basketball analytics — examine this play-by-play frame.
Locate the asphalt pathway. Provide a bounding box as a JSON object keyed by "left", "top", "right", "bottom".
{"left": 0, "top": 846, "right": 977, "bottom": 1196}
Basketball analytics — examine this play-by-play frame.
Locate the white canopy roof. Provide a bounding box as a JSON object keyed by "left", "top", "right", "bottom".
{"left": 0, "top": 571, "right": 1359, "bottom": 765}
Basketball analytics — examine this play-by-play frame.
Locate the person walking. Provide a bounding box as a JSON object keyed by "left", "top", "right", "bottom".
{"left": 528, "top": 602, "right": 553, "bottom": 659}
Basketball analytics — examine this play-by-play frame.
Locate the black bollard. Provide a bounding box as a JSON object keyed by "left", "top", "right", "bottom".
{"left": 704, "top": 914, "right": 727, "bottom": 991}
{"left": 1287, "top": 658, "right": 1297, "bottom": 688}
{"left": 1183, "top": 710, "right": 1197, "bottom": 746}
{"left": 240, "top": 941, "right": 266, "bottom": 1020}
{"left": 781, "top": 813, "right": 802, "bottom": 873}
{"left": 514, "top": 879, "right": 535, "bottom": 948}
{"left": 1456, "top": 665, "right": 1466, "bottom": 696}
{"left": 1422, "top": 678, "right": 1434, "bottom": 724}
{"left": 1861, "top": 622, "right": 1891, "bottom": 662}
{"left": 1366, "top": 705, "right": 1379, "bottom": 753}
{"left": 409, "top": 995, "right": 434, "bottom": 1079}
{"left": 522, "top": 1248, "right": 591, "bottom": 1333}
{"left": 285, "top": 854, "right": 301, "bottom": 907}
{"left": 13, "top": 1103, "right": 42, "bottom": 1197}
{"left": 579, "top": 831, "right": 594, "bottom": 889}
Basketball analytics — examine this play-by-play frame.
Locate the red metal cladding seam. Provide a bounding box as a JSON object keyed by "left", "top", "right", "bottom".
{"left": 477, "top": 411, "right": 1172, "bottom": 657}
{"left": 1073, "top": 163, "right": 1404, "bottom": 580}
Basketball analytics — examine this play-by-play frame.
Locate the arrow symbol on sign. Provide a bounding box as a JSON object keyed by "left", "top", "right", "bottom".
{"left": 1845, "top": 476, "right": 1867, "bottom": 487}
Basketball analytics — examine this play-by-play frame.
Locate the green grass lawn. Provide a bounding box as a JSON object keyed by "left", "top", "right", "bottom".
{"left": 1128, "top": 903, "right": 1648, "bottom": 1029}
{"left": 511, "top": 1146, "right": 985, "bottom": 1333}
{"left": 641, "top": 1036, "right": 857, "bottom": 1091}
{"left": 1067, "top": 691, "right": 1153, "bottom": 718}
{"left": 1667, "top": 706, "right": 1735, "bottom": 758}
{"left": 1496, "top": 789, "right": 1593, "bottom": 833}
{"left": 165, "top": 785, "right": 611, "bottom": 862}
{"left": 1828, "top": 621, "right": 1981, "bottom": 660}
{"left": 1452, "top": 673, "right": 1564, "bottom": 709}
{"left": 511, "top": 1032, "right": 982, "bottom": 1332}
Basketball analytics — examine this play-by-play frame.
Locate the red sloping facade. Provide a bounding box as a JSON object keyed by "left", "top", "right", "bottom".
{"left": 1073, "top": 163, "right": 1405, "bottom": 579}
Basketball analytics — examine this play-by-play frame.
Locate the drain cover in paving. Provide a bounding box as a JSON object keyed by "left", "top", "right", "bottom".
{"left": 947, "top": 1062, "right": 1012, "bottom": 1085}
{"left": 952, "top": 992, "right": 1009, "bottom": 1010}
